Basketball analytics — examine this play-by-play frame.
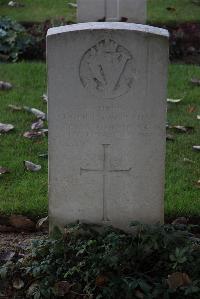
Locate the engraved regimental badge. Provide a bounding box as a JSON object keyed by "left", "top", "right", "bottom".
{"left": 80, "top": 38, "right": 135, "bottom": 99}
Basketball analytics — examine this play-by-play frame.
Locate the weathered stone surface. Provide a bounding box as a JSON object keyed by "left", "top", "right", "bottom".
{"left": 47, "top": 23, "right": 169, "bottom": 231}
{"left": 77, "top": 0, "right": 146, "bottom": 24}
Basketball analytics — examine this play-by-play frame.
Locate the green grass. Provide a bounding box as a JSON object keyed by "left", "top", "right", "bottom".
{"left": 148, "top": 0, "right": 200, "bottom": 24}
{"left": 166, "top": 64, "right": 200, "bottom": 217}
{"left": 0, "top": 0, "right": 76, "bottom": 23}
{"left": 0, "top": 62, "right": 199, "bottom": 218}
{"left": 0, "top": 0, "right": 200, "bottom": 24}
{"left": 0, "top": 62, "right": 47, "bottom": 217}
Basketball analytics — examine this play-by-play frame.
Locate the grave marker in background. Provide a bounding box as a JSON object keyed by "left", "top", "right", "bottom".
{"left": 47, "top": 23, "right": 169, "bottom": 231}
{"left": 77, "top": 0, "right": 146, "bottom": 24}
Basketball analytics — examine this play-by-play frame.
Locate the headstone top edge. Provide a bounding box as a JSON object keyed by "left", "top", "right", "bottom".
{"left": 47, "top": 22, "right": 169, "bottom": 39}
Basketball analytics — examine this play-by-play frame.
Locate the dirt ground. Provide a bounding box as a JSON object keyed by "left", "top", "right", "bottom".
{"left": 0, "top": 231, "right": 48, "bottom": 251}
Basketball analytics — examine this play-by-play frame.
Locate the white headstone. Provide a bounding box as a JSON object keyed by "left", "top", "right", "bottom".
{"left": 47, "top": 23, "right": 169, "bottom": 231}
{"left": 77, "top": 0, "right": 146, "bottom": 24}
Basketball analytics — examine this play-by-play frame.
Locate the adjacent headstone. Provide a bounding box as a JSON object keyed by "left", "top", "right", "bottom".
{"left": 47, "top": 22, "right": 169, "bottom": 231}
{"left": 77, "top": 0, "right": 146, "bottom": 24}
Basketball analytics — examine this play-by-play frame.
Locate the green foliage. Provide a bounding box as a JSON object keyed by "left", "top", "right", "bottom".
{"left": 0, "top": 17, "right": 34, "bottom": 61}
{"left": 0, "top": 223, "right": 200, "bottom": 298}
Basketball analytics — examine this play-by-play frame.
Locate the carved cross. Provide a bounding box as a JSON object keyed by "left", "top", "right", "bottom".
{"left": 80, "top": 144, "right": 132, "bottom": 222}
{"left": 105, "top": 0, "right": 120, "bottom": 21}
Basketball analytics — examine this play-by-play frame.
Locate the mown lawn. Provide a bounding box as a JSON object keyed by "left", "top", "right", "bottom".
{"left": 0, "top": 0, "right": 76, "bottom": 23}
{"left": 0, "top": 0, "right": 200, "bottom": 24}
{"left": 0, "top": 63, "right": 47, "bottom": 217}
{"left": 0, "top": 62, "right": 199, "bottom": 218}
{"left": 148, "top": 0, "right": 200, "bottom": 24}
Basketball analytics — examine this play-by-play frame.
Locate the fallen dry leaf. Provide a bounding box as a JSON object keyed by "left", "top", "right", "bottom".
{"left": 197, "top": 115, "right": 200, "bottom": 120}
{"left": 23, "top": 130, "right": 45, "bottom": 139}
{"left": 41, "top": 128, "right": 48, "bottom": 135}
{"left": 38, "top": 153, "right": 48, "bottom": 159}
{"left": 36, "top": 216, "right": 48, "bottom": 230}
{"left": 168, "top": 125, "right": 194, "bottom": 133}
{"left": 166, "top": 6, "right": 176, "bottom": 12}
{"left": 54, "top": 281, "right": 73, "bottom": 296}
{"left": 68, "top": 2, "right": 77, "bottom": 8}
{"left": 183, "top": 157, "right": 195, "bottom": 164}
{"left": 192, "top": 0, "right": 200, "bottom": 5}
{"left": 31, "top": 119, "right": 44, "bottom": 130}
{"left": 23, "top": 106, "right": 46, "bottom": 120}
{"left": 172, "top": 217, "right": 188, "bottom": 225}
{"left": 0, "top": 250, "right": 15, "bottom": 262}
{"left": 167, "top": 272, "right": 191, "bottom": 290}
{"left": 0, "top": 123, "right": 14, "bottom": 133}
{"left": 8, "top": 0, "right": 24, "bottom": 7}
{"left": 166, "top": 134, "right": 175, "bottom": 141}
{"left": 193, "top": 145, "right": 200, "bottom": 151}
{"left": 41, "top": 93, "right": 48, "bottom": 103}
{"left": 13, "top": 277, "right": 24, "bottom": 290}
{"left": 135, "top": 290, "right": 144, "bottom": 299}
{"left": 190, "top": 78, "right": 200, "bottom": 86}
{"left": 167, "top": 98, "right": 182, "bottom": 103}
{"left": 8, "top": 104, "right": 22, "bottom": 111}
{"left": 95, "top": 275, "right": 108, "bottom": 287}
{"left": 0, "top": 167, "right": 10, "bottom": 175}
{"left": 187, "top": 105, "right": 197, "bottom": 113}
{"left": 196, "top": 180, "right": 200, "bottom": 188}
{"left": 9, "top": 215, "right": 35, "bottom": 231}
{"left": 24, "top": 161, "right": 41, "bottom": 172}
{"left": 0, "top": 81, "right": 12, "bottom": 90}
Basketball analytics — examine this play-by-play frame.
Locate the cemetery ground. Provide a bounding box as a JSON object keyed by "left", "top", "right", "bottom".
{"left": 0, "top": 1, "right": 200, "bottom": 298}
{"left": 1, "top": 0, "right": 200, "bottom": 24}
{"left": 0, "top": 62, "right": 199, "bottom": 220}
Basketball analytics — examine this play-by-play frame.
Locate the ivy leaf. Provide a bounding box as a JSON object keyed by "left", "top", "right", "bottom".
{"left": 27, "top": 282, "right": 40, "bottom": 298}
{"left": 137, "top": 279, "right": 151, "bottom": 293}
